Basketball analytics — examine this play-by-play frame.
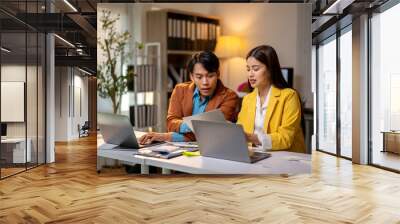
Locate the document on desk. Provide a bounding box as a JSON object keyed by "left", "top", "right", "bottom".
{"left": 166, "top": 142, "right": 199, "bottom": 148}
{"left": 182, "top": 109, "right": 226, "bottom": 132}
{"left": 137, "top": 143, "right": 198, "bottom": 159}
{"left": 137, "top": 148, "right": 184, "bottom": 159}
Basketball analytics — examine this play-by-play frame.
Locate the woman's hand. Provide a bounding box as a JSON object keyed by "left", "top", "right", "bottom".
{"left": 138, "top": 132, "right": 171, "bottom": 145}
{"left": 245, "top": 132, "right": 261, "bottom": 146}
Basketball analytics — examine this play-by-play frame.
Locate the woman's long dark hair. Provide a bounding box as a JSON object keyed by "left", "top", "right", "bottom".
{"left": 246, "top": 45, "right": 289, "bottom": 90}
{"left": 246, "top": 45, "right": 305, "bottom": 136}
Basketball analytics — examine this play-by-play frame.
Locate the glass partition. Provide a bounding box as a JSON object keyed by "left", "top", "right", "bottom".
{"left": 1, "top": 31, "right": 28, "bottom": 177}
{"left": 0, "top": 1, "right": 46, "bottom": 179}
{"left": 317, "top": 35, "right": 337, "bottom": 155}
{"left": 370, "top": 3, "right": 400, "bottom": 171}
{"left": 339, "top": 27, "right": 352, "bottom": 158}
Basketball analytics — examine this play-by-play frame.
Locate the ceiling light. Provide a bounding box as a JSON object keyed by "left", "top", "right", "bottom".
{"left": 1, "top": 47, "right": 11, "bottom": 53}
{"left": 54, "top": 34, "right": 75, "bottom": 48}
{"left": 63, "top": 0, "right": 78, "bottom": 12}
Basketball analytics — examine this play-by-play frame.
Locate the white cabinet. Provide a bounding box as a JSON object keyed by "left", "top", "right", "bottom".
{"left": 1, "top": 138, "right": 32, "bottom": 163}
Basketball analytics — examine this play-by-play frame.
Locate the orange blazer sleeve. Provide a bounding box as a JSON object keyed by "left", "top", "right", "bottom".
{"left": 166, "top": 86, "right": 184, "bottom": 133}
{"left": 220, "top": 90, "right": 239, "bottom": 122}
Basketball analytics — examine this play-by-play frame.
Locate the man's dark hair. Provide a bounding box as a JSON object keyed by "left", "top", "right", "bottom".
{"left": 187, "top": 51, "right": 220, "bottom": 74}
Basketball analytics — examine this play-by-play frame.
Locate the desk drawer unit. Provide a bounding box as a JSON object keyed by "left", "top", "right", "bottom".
{"left": 383, "top": 132, "right": 400, "bottom": 154}
{"left": 0, "top": 139, "right": 32, "bottom": 165}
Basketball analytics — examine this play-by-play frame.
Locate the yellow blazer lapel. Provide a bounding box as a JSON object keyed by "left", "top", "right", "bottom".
{"left": 263, "top": 86, "right": 281, "bottom": 130}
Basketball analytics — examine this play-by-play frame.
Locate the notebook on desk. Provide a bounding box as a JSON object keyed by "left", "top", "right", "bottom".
{"left": 136, "top": 144, "right": 198, "bottom": 159}
{"left": 136, "top": 148, "right": 185, "bottom": 159}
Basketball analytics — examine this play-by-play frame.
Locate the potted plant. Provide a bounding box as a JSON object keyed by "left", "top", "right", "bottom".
{"left": 97, "top": 10, "right": 143, "bottom": 114}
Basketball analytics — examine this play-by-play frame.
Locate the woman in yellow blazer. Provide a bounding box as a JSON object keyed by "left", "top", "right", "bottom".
{"left": 237, "top": 45, "right": 306, "bottom": 153}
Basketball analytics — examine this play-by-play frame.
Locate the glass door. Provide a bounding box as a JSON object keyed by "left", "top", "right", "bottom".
{"left": 370, "top": 2, "right": 400, "bottom": 171}
{"left": 339, "top": 26, "right": 352, "bottom": 158}
{"left": 0, "top": 1, "right": 47, "bottom": 179}
{"left": 317, "top": 35, "right": 337, "bottom": 155}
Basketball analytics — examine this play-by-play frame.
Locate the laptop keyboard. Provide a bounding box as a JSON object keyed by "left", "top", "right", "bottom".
{"left": 250, "top": 151, "right": 271, "bottom": 163}
{"left": 139, "top": 141, "right": 165, "bottom": 148}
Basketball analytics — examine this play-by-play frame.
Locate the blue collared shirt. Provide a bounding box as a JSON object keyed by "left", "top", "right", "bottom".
{"left": 171, "top": 88, "right": 210, "bottom": 141}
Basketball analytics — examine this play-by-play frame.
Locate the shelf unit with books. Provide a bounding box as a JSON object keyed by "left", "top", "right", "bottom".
{"left": 147, "top": 9, "right": 220, "bottom": 128}
{"left": 128, "top": 43, "right": 162, "bottom": 132}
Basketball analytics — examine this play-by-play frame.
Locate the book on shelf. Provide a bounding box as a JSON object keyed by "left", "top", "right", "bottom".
{"left": 166, "top": 12, "right": 219, "bottom": 51}
{"left": 129, "top": 104, "right": 157, "bottom": 128}
{"left": 127, "top": 64, "right": 157, "bottom": 92}
{"left": 168, "top": 64, "right": 182, "bottom": 83}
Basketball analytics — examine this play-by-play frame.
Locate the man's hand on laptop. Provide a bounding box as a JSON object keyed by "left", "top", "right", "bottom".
{"left": 138, "top": 132, "right": 172, "bottom": 145}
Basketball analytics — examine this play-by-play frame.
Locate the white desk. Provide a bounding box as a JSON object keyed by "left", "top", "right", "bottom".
{"left": 140, "top": 151, "right": 310, "bottom": 174}
{"left": 97, "top": 142, "right": 311, "bottom": 175}
{"left": 97, "top": 143, "right": 148, "bottom": 174}
{"left": 1, "top": 138, "right": 31, "bottom": 163}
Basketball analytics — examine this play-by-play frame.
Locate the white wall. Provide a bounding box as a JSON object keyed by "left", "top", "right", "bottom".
{"left": 55, "top": 67, "right": 89, "bottom": 141}
{"left": 1, "top": 64, "right": 46, "bottom": 163}
{"left": 1, "top": 65, "right": 33, "bottom": 137}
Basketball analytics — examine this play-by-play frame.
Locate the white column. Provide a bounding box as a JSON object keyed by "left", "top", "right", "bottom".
{"left": 352, "top": 14, "right": 369, "bottom": 164}
{"left": 46, "top": 32, "right": 55, "bottom": 163}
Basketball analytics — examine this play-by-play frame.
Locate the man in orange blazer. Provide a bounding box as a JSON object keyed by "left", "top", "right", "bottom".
{"left": 139, "top": 51, "right": 239, "bottom": 143}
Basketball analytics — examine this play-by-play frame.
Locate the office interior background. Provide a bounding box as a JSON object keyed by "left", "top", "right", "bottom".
{"left": 0, "top": 0, "right": 97, "bottom": 179}
{"left": 96, "top": 2, "right": 312, "bottom": 140}
{"left": 0, "top": 0, "right": 400, "bottom": 222}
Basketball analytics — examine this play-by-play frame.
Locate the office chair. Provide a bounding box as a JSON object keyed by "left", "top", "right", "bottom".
{"left": 78, "top": 121, "right": 90, "bottom": 138}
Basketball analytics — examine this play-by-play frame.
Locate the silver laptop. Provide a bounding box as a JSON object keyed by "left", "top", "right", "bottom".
{"left": 98, "top": 113, "right": 163, "bottom": 149}
{"left": 192, "top": 120, "right": 271, "bottom": 163}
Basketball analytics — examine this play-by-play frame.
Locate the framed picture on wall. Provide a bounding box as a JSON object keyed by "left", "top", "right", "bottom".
{"left": 1, "top": 81, "right": 25, "bottom": 122}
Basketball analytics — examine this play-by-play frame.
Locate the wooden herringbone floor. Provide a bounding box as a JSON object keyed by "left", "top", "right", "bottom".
{"left": 1, "top": 135, "right": 400, "bottom": 224}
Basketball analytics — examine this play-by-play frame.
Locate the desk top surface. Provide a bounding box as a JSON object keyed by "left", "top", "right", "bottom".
{"left": 98, "top": 142, "right": 311, "bottom": 175}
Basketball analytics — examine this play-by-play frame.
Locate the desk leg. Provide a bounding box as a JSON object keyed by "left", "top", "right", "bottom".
{"left": 97, "top": 156, "right": 105, "bottom": 173}
{"left": 162, "top": 168, "right": 171, "bottom": 175}
{"left": 141, "top": 164, "right": 149, "bottom": 174}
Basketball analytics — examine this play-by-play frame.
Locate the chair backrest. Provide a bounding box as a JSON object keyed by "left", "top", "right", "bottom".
{"left": 82, "top": 121, "right": 90, "bottom": 129}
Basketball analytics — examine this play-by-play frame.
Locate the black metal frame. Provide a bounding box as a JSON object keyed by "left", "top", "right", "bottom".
{"left": 367, "top": 0, "right": 400, "bottom": 172}
{"left": 315, "top": 33, "right": 338, "bottom": 156}
{"left": 316, "top": 0, "right": 400, "bottom": 172}
{"left": 315, "top": 21, "right": 353, "bottom": 162}
{"left": 0, "top": 0, "right": 47, "bottom": 180}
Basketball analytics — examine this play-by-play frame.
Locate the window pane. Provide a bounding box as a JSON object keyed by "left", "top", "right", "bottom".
{"left": 371, "top": 3, "right": 400, "bottom": 171}
{"left": 318, "top": 36, "right": 337, "bottom": 154}
{"left": 1, "top": 31, "right": 28, "bottom": 177}
{"left": 340, "top": 29, "right": 352, "bottom": 158}
{"left": 27, "top": 31, "right": 38, "bottom": 169}
{"left": 38, "top": 33, "right": 46, "bottom": 165}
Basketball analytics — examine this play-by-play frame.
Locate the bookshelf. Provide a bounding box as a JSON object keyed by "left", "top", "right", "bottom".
{"left": 147, "top": 9, "right": 220, "bottom": 131}
{"left": 128, "top": 43, "right": 162, "bottom": 132}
